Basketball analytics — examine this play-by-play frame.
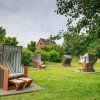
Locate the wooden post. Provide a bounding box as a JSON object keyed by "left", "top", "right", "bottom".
{"left": 24, "top": 67, "right": 28, "bottom": 77}
{"left": 85, "top": 63, "right": 89, "bottom": 72}
{"left": 38, "top": 61, "right": 40, "bottom": 69}
{"left": 3, "top": 67, "right": 9, "bottom": 91}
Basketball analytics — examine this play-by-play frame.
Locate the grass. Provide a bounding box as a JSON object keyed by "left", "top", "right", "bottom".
{"left": 0, "top": 58, "right": 100, "bottom": 100}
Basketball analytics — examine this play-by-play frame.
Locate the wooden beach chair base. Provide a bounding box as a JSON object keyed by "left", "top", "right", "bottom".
{"left": 39, "top": 64, "right": 46, "bottom": 69}
{"left": 79, "top": 63, "right": 89, "bottom": 72}
{"left": 18, "top": 77, "right": 33, "bottom": 88}
{"left": 9, "top": 79, "right": 25, "bottom": 90}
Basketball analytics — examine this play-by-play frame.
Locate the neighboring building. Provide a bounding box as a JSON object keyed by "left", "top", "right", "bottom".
{"left": 36, "top": 38, "right": 56, "bottom": 49}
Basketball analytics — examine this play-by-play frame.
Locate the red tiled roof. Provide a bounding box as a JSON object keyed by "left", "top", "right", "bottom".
{"left": 38, "top": 38, "right": 56, "bottom": 45}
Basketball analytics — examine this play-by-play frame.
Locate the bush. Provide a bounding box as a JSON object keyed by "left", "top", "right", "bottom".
{"left": 34, "top": 49, "right": 49, "bottom": 61}
{"left": 48, "top": 50, "right": 61, "bottom": 62}
{"left": 35, "top": 45, "right": 64, "bottom": 62}
{"left": 41, "top": 45, "right": 64, "bottom": 56}
{"left": 35, "top": 49, "right": 61, "bottom": 62}
{"left": 21, "top": 48, "right": 33, "bottom": 66}
{"left": 41, "top": 46, "right": 50, "bottom": 52}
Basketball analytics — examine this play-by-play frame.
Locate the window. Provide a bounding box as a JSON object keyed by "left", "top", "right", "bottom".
{"left": 40, "top": 43, "right": 42, "bottom": 45}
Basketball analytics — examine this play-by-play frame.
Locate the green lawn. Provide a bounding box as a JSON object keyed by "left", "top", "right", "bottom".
{"left": 0, "top": 59, "right": 100, "bottom": 100}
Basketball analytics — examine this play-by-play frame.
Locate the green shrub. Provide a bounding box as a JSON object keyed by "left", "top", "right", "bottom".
{"left": 21, "top": 48, "right": 33, "bottom": 66}
{"left": 48, "top": 50, "right": 61, "bottom": 62}
{"left": 35, "top": 49, "right": 61, "bottom": 62}
{"left": 35, "top": 45, "right": 64, "bottom": 62}
{"left": 41, "top": 46, "right": 50, "bottom": 52}
{"left": 34, "top": 49, "right": 49, "bottom": 61}
{"left": 41, "top": 45, "right": 64, "bottom": 56}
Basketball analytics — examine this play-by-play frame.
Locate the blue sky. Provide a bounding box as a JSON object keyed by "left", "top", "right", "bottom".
{"left": 0, "top": 0, "right": 67, "bottom": 46}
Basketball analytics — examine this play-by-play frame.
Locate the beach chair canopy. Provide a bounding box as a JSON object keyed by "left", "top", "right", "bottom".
{"left": 63, "top": 55, "right": 72, "bottom": 60}
{"left": 62, "top": 55, "right": 72, "bottom": 66}
{"left": 79, "top": 53, "right": 97, "bottom": 63}
{"left": 0, "top": 44, "right": 24, "bottom": 77}
{"left": 32, "top": 54, "right": 41, "bottom": 61}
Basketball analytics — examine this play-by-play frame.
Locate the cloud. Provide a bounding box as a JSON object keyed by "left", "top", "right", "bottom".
{"left": 0, "top": 0, "right": 66, "bottom": 46}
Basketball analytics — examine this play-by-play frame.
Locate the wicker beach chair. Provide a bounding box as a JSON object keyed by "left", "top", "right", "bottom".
{"left": 79, "top": 53, "right": 97, "bottom": 72}
{"left": 62, "top": 55, "right": 72, "bottom": 66}
{"left": 32, "top": 54, "right": 46, "bottom": 69}
{"left": 0, "top": 45, "right": 32, "bottom": 91}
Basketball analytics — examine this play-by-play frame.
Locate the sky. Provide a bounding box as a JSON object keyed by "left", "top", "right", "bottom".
{"left": 0, "top": 0, "right": 67, "bottom": 47}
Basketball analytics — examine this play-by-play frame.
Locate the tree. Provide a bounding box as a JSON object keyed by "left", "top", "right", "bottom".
{"left": 0, "top": 26, "right": 19, "bottom": 46}
{"left": 56, "top": 0, "right": 100, "bottom": 38}
{"left": 47, "top": 34, "right": 61, "bottom": 45}
{"left": 21, "top": 48, "right": 33, "bottom": 66}
{"left": 87, "top": 39, "right": 100, "bottom": 57}
{"left": 2, "top": 37, "right": 19, "bottom": 46}
{"left": 47, "top": 35, "right": 55, "bottom": 45}
{"left": 27, "top": 41, "right": 36, "bottom": 52}
{"left": 63, "top": 29, "right": 88, "bottom": 56}
{"left": 56, "top": 0, "right": 100, "bottom": 29}
{"left": 0, "top": 26, "right": 6, "bottom": 44}
{"left": 56, "top": 0, "right": 100, "bottom": 57}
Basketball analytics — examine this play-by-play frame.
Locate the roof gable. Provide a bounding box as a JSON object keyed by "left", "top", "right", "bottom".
{"left": 36, "top": 38, "right": 56, "bottom": 46}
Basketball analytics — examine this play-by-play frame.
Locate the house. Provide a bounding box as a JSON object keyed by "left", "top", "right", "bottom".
{"left": 36, "top": 38, "right": 56, "bottom": 49}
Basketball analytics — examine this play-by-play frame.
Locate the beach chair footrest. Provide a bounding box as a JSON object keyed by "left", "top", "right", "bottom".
{"left": 18, "top": 77, "right": 33, "bottom": 88}
{"left": 9, "top": 79, "right": 25, "bottom": 90}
